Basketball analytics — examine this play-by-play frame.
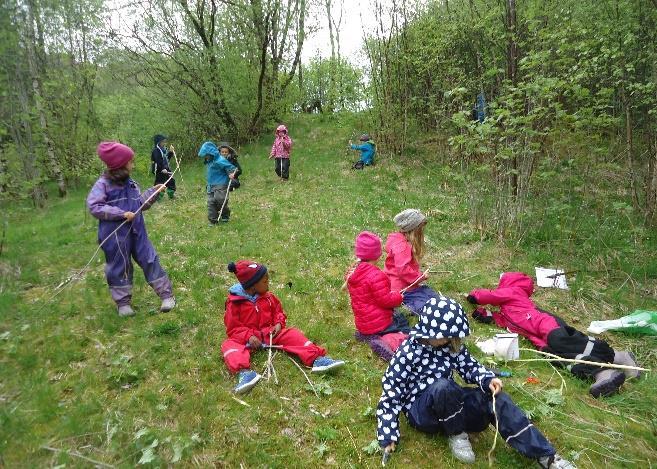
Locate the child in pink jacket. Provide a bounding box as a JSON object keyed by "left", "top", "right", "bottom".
{"left": 468, "top": 272, "right": 640, "bottom": 398}
{"left": 269, "top": 124, "right": 292, "bottom": 180}
{"left": 345, "top": 231, "right": 409, "bottom": 361}
{"left": 384, "top": 209, "right": 439, "bottom": 316}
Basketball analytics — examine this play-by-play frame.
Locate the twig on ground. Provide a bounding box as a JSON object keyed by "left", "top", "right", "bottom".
{"left": 231, "top": 396, "right": 250, "bottom": 407}
{"left": 41, "top": 446, "right": 114, "bottom": 468}
{"left": 516, "top": 348, "right": 649, "bottom": 372}
{"left": 286, "top": 355, "right": 319, "bottom": 398}
{"left": 345, "top": 426, "right": 362, "bottom": 464}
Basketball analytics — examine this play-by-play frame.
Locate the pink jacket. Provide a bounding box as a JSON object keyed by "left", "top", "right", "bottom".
{"left": 270, "top": 125, "right": 293, "bottom": 159}
{"left": 347, "top": 262, "right": 403, "bottom": 335}
{"left": 383, "top": 232, "right": 427, "bottom": 292}
{"left": 469, "top": 272, "right": 560, "bottom": 349}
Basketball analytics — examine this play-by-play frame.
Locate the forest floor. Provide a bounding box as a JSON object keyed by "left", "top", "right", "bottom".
{"left": 1, "top": 114, "right": 656, "bottom": 467}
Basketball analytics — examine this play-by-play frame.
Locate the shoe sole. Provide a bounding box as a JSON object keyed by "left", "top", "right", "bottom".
{"left": 589, "top": 371, "right": 625, "bottom": 398}
{"left": 234, "top": 375, "right": 261, "bottom": 394}
{"left": 311, "top": 361, "right": 345, "bottom": 373}
{"left": 625, "top": 351, "right": 641, "bottom": 379}
{"left": 118, "top": 311, "right": 135, "bottom": 317}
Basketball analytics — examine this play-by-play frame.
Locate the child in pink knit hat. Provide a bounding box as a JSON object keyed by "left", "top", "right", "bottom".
{"left": 345, "top": 231, "right": 410, "bottom": 361}
{"left": 86, "top": 142, "right": 175, "bottom": 317}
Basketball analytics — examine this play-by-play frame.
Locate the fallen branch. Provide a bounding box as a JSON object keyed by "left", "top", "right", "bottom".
{"left": 41, "top": 445, "right": 115, "bottom": 468}
{"left": 487, "top": 392, "right": 499, "bottom": 466}
{"left": 286, "top": 355, "right": 319, "bottom": 398}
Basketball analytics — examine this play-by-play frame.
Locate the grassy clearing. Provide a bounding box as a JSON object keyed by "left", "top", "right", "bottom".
{"left": 1, "top": 114, "right": 656, "bottom": 467}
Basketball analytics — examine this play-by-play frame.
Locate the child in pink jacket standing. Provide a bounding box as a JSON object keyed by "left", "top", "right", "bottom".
{"left": 345, "top": 231, "right": 409, "bottom": 361}
{"left": 269, "top": 124, "right": 293, "bottom": 180}
{"left": 384, "top": 209, "right": 439, "bottom": 316}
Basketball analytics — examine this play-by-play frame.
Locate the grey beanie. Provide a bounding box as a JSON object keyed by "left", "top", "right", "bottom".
{"left": 393, "top": 209, "right": 426, "bottom": 232}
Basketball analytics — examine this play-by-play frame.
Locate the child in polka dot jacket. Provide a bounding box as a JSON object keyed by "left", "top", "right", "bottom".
{"left": 376, "top": 295, "right": 575, "bottom": 468}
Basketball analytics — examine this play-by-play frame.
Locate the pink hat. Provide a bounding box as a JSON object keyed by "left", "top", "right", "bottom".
{"left": 97, "top": 142, "right": 134, "bottom": 170}
{"left": 355, "top": 231, "right": 382, "bottom": 261}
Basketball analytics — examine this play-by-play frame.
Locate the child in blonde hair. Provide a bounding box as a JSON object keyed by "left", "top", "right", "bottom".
{"left": 384, "top": 209, "right": 439, "bottom": 315}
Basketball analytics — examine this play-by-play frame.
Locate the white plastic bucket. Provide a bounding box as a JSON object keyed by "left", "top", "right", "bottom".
{"left": 494, "top": 333, "right": 519, "bottom": 360}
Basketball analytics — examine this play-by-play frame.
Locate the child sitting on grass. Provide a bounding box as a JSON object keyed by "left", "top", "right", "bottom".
{"left": 222, "top": 260, "right": 345, "bottom": 394}
{"left": 345, "top": 231, "right": 409, "bottom": 361}
{"left": 384, "top": 209, "right": 439, "bottom": 316}
{"left": 348, "top": 133, "right": 376, "bottom": 169}
{"left": 377, "top": 295, "right": 575, "bottom": 468}
{"left": 468, "top": 272, "right": 640, "bottom": 398}
{"left": 87, "top": 142, "right": 175, "bottom": 317}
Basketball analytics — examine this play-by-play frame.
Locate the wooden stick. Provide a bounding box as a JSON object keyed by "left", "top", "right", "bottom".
{"left": 41, "top": 446, "right": 114, "bottom": 468}
{"left": 517, "top": 348, "right": 650, "bottom": 372}
{"left": 266, "top": 332, "right": 274, "bottom": 381}
{"left": 487, "top": 392, "right": 499, "bottom": 466}
{"left": 286, "top": 355, "right": 319, "bottom": 398}
{"left": 168, "top": 145, "right": 184, "bottom": 185}
{"left": 400, "top": 266, "right": 432, "bottom": 294}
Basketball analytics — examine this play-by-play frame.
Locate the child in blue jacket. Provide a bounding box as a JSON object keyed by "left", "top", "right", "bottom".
{"left": 198, "top": 141, "right": 237, "bottom": 224}
{"left": 377, "top": 295, "right": 574, "bottom": 468}
{"left": 349, "top": 134, "right": 376, "bottom": 169}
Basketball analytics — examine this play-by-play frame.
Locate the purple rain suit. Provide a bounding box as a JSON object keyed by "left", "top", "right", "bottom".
{"left": 86, "top": 175, "right": 173, "bottom": 307}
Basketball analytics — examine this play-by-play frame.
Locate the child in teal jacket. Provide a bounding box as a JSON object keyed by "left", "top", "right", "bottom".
{"left": 349, "top": 134, "right": 376, "bottom": 168}
{"left": 198, "top": 141, "right": 237, "bottom": 224}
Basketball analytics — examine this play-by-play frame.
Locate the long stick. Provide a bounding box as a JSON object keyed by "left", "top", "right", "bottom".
{"left": 41, "top": 446, "right": 115, "bottom": 468}
{"left": 400, "top": 266, "right": 432, "bottom": 294}
{"left": 168, "top": 145, "right": 184, "bottom": 185}
{"left": 218, "top": 176, "right": 235, "bottom": 220}
{"left": 286, "top": 355, "right": 319, "bottom": 398}
{"left": 517, "top": 348, "right": 650, "bottom": 372}
{"left": 487, "top": 393, "right": 499, "bottom": 466}
{"left": 49, "top": 163, "right": 180, "bottom": 301}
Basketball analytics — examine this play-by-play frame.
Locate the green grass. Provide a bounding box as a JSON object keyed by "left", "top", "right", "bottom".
{"left": 1, "top": 114, "right": 656, "bottom": 467}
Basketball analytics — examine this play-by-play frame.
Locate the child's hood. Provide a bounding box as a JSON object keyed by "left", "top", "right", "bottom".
{"left": 228, "top": 283, "right": 259, "bottom": 303}
{"left": 275, "top": 124, "right": 288, "bottom": 134}
{"left": 198, "top": 141, "right": 220, "bottom": 159}
{"left": 498, "top": 272, "right": 534, "bottom": 296}
{"left": 409, "top": 295, "right": 470, "bottom": 340}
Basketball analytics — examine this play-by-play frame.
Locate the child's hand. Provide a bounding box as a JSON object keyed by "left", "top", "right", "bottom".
{"left": 123, "top": 211, "right": 136, "bottom": 221}
{"left": 229, "top": 171, "right": 236, "bottom": 180}
{"left": 268, "top": 155, "right": 274, "bottom": 159}
{"left": 271, "top": 323, "right": 282, "bottom": 337}
{"left": 248, "top": 336, "right": 262, "bottom": 349}
{"left": 384, "top": 442, "right": 396, "bottom": 453}
{"left": 348, "top": 140, "right": 353, "bottom": 145}
{"left": 155, "top": 184, "right": 167, "bottom": 193}
{"left": 489, "top": 378, "right": 503, "bottom": 395}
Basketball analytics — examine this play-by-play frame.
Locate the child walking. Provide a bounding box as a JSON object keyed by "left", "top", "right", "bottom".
{"left": 198, "top": 141, "right": 237, "bottom": 224}
{"left": 218, "top": 142, "right": 242, "bottom": 191}
{"left": 468, "top": 272, "right": 640, "bottom": 397}
{"left": 222, "top": 260, "right": 345, "bottom": 394}
{"left": 348, "top": 133, "right": 376, "bottom": 169}
{"left": 150, "top": 134, "right": 176, "bottom": 200}
{"left": 269, "top": 124, "right": 292, "bottom": 180}
{"left": 384, "top": 209, "right": 439, "bottom": 315}
{"left": 87, "top": 142, "right": 176, "bottom": 317}
{"left": 377, "top": 295, "right": 575, "bottom": 468}
{"left": 345, "top": 231, "right": 409, "bottom": 361}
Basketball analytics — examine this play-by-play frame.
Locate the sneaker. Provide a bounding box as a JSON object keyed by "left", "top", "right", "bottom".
{"left": 448, "top": 432, "right": 475, "bottom": 464}
{"left": 118, "top": 305, "right": 135, "bottom": 317}
{"left": 589, "top": 368, "right": 625, "bottom": 398}
{"left": 614, "top": 350, "right": 641, "bottom": 379}
{"left": 538, "top": 454, "right": 576, "bottom": 469}
{"left": 234, "top": 370, "right": 261, "bottom": 394}
{"left": 160, "top": 297, "right": 176, "bottom": 312}
{"left": 311, "top": 356, "right": 345, "bottom": 373}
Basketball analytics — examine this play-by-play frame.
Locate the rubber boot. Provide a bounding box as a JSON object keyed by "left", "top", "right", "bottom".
{"left": 167, "top": 188, "right": 175, "bottom": 199}
{"left": 614, "top": 350, "right": 641, "bottom": 379}
{"left": 589, "top": 368, "right": 625, "bottom": 398}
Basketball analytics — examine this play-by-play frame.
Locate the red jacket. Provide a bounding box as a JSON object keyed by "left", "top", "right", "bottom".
{"left": 224, "top": 291, "right": 287, "bottom": 344}
{"left": 384, "top": 232, "right": 427, "bottom": 291}
{"left": 469, "top": 272, "right": 559, "bottom": 349}
{"left": 347, "top": 262, "right": 403, "bottom": 335}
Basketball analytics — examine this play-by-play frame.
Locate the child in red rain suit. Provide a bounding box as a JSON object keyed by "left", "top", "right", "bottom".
{"left": 222, "top": 260, "right": 344, "bottom": 393}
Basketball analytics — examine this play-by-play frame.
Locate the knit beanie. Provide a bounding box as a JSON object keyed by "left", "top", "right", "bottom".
{"left": 228, "top": 260, "right": 268, "bottom": 289}
{"left": 355, "top": 231, "right": 382, "bottom": 261}
{"left": 359, "top": 134, "right": 371, "bottom": 142}
{"left": 97, "top": 142, "right": 134, "bottom": 170}
{"left": 393, "top": 209, "right": 426, "bottom": 232}
{"left": 153, "top": 134, "right": 167, "bottom": 146}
